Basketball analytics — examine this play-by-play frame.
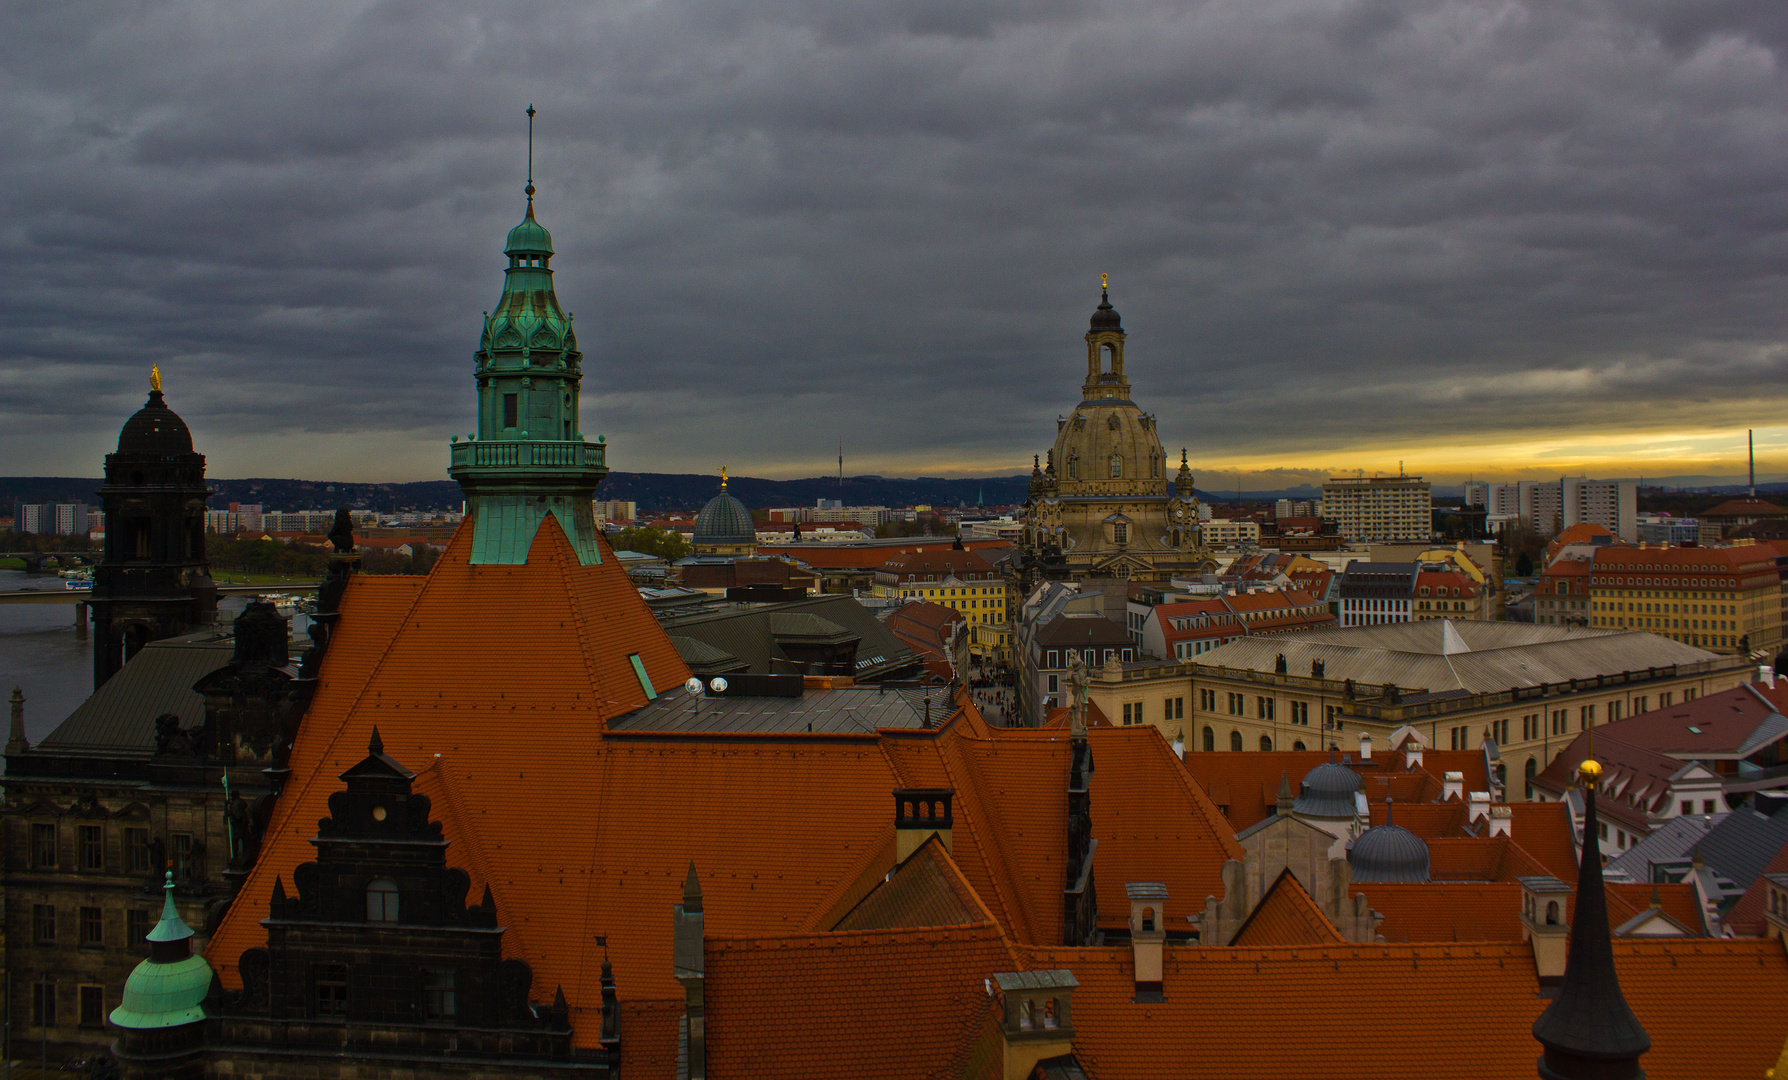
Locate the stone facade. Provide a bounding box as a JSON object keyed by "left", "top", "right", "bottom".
{"left": 1014, "top": 287, "right": 1216, "bottom": 588}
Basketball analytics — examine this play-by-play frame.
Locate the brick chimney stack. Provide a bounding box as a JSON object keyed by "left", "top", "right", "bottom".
{"left": 1519, "top": 875, "right": 1573, "bottom": 985}
{"left": 1404, "top": 738, "right": 1424, "bottom": 769}
{"left": 1469, "top": 791, "right": 1491, "bottom": 823}
{"left": 1443, "top": 771, "right": 1464, "bottom": 801}
{"left": 1358, "top": 732, "right": 1372, "bottom": 761}
{"left": 1125, "top": 883, "right": 1168, "bottom": 1002}
{"left": 893, "top": 788, "right": 954, "bottom": 862}
{"left": 993, "top": 970, "right": 1078, "bottom": 1080}
{"left": 1490, "top": 805, "right": 1513, "bottom": 838}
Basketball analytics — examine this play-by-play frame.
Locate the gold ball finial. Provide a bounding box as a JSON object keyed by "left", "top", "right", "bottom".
{"left": 150, "top": 365, "right": 162, "bottom": 393}
{"left": 1101, "top": 272, "right": 1108, "bottom": 292}
{"left": 1578, "top": 759, "right": 1603, "bottom": 781}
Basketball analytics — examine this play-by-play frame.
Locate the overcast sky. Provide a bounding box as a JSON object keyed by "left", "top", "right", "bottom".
{"left": 3, "top": 0, "right": 1785, "bottom": 487}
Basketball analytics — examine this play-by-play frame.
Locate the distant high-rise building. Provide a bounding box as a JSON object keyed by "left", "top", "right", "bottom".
{"left": 1320, "top": 475, "right": 1432, "bottom": 543}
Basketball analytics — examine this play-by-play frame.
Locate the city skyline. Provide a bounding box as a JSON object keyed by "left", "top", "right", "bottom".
{"left": 4, "top": 0, "right": 1785, "bottom": 485}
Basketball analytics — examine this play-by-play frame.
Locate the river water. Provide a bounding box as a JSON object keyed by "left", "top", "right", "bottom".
{"left": 0, "top": 568, "right": 308, "bottom": 747}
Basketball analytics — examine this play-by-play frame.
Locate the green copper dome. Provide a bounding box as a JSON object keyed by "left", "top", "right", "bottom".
{"left": 111, "top": 872, "right": 213, "bottom": 1030}
{"left": 505, "top": 204, "right": 554, "bottom": 256}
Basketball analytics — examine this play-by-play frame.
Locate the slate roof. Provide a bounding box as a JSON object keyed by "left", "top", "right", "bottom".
{"left": 659, "top": 594, "right": 918, "bottom": 680}
{"left": 33, "top": 633, "right": 234, "bottom": 756}
{"left": 609, "top": 686, "right": 932, "bottom": 734}
{"left": 1198, "top": 620, "right": 1721, "bottom": 696}
{"left": 1606, "top": 813, "right": 1727, "bottom": 883}
{"left": 1691, "top": 792, "right": 1788, "bottom": 894}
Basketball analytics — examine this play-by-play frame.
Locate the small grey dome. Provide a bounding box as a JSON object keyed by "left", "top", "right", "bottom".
{"left": 695, "top": 490, "right": 754, "bottom": 546}
{"left": 1348, "top": 823, "right": 1431, "bottom": 883}
{"left": 1293, "top": 761, "right": 1361, "bottom": 818}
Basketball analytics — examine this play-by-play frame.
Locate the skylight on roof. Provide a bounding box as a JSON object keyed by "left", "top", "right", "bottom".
{"left": 1687, "top": 725, "right": 1701, "bottom": 734}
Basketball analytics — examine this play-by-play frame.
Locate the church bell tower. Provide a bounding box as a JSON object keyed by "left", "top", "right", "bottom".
{"left": 90, "top": 369, "right": 217, "bottom": 688}
{"left": 448, "top": 107, "right": 609, "bottom": 564}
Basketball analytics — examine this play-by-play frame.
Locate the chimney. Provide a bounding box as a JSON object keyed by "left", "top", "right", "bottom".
{"left": 1760, "top": 665, "right": 1776, "bottom": 690}
{"left": 992, "top": 970, "right": 1078, "bottom": 1080}
{"left": 1171, "top": 734, "right": 1184, "bottom": 759}
{"left": 674, "top": 862, "right": 706, "bottom": 1080}
{"left": 1443, "top": 771, "right": 1464, "bottom": 801}
{"left": 1518, "top": 874, "right": 1573, "bottom": 985}
{"left": 1125, "top": 883, "right": 1168, "bottom": 1002}
{"left": 894, "top": 788, "right": 954, "bottom": 862}
{"left": 1358, "top": 732, "right": 1372, "bottom": 761}
{"left": 1468, "top": 790, "right": 1491, "bottom": 823}
{"left": 1404, "top": 739, "right": 1423, "bottom": 769}
{"left": 7, "top": 686, "right": 28, "bottom": 756}
{"left": 1489, "top": 804, "right": 1512, "bottom": 838}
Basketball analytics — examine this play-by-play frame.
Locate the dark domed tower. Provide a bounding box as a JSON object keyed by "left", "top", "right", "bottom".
{"left": 90, "top": 369, "right": 216, "bottom": 688}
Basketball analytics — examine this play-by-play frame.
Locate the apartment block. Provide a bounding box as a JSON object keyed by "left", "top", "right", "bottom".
{"left": 1320, "top": 475, "right": 1432, "bottom": 542}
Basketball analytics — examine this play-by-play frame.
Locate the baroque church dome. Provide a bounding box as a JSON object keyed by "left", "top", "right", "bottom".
{"left": 1293, "top": 761, "right": 1362, "bottom": 818}
{"left": 118, "top": 388, "right": 195, "bottom": 455}
{"left": 695, "top": 488, "right": 755, "bottom": 548}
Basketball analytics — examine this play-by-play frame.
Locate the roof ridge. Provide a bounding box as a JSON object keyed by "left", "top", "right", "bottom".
{"left": 935, "top": 725, "right": 1034, "bottom": 943}
{"left": 416, "top": 759, "right": 522, "bottom": 956}
{"left": 705, "top": 918, "right": 1007, "bottom": 949}
{"left": 543, "top": 517, "right": 616, "bottom": 729}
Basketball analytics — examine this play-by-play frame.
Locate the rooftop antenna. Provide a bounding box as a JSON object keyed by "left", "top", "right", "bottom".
{"left": 1750, "top": 429, "right": 1756, "bottom": 497}
{"left": 525, "top": 104, "right": 536, "bottom": 214}
{"left": 838, "top": 438, "right": 843, "bottom": 489}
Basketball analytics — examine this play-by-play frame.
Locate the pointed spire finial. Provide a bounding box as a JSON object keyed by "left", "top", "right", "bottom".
{"left": 368, "top": 726, "right": 384, "bottom": 755}
{"left": 1532, "top": 755, "right": 1649, "bottom": 1075}
{"left": 683, "top": 859, "right": 703, "bottom": 913}
{"left": 525, "top": 104, "right": 537, "bottom": 213}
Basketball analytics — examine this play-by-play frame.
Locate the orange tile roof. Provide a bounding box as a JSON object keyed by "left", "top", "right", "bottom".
{"left": 1229, "top": 868, "right": 1345, "bottom": 946}
{"left": 704, "top": 921, "right": 1012, "bottom": 1080}
{"left": 1181, "top": 749, "right": 1492, "bottom": 833}
{"left": 1014, "top": 938, "right": 1788, "bottom": 1080}
{"left": 1723, "top": 842, "right": 1788, "bottom": 936}
{"left": 1364, "top": 883, "right": 1527, "bottom": 942}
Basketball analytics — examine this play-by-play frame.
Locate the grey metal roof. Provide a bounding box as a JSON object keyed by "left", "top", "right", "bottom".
{"left": 658, "top": 595, "right": 917, "bottom": 680}
{"left": 34, "top": 633, "right": 233, "bottom": 757}
{"left": 1606, "top": 813, "right": 1727, "bottom": 883}
{"left": 1347, "top": 823, "right": 1431, "bottom": 882}
{"left": 1692, "top": 792, "right": 1788, "bottom": 893}
{"left": 1197, "top": 620, "right": 1718, "bottom": 695}
{"left": 610, "top": 686, "right": 932, "bottom": 734}
{"left": 993, "top": 970, "right": 1079, "bottom": 992}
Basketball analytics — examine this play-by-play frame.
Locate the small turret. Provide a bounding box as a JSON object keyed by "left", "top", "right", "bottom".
{"left": 110, "top": 872, "right": 216, "bottom": 1077}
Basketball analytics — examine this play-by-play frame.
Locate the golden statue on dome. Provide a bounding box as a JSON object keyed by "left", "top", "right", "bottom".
{"left": 150, "top": 365, "right": 162, "bottom": 393}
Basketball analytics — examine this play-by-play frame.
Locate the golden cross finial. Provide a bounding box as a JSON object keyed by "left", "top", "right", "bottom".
{"left": 1100, "top": 273, "right": 1108, "bottom": 292}
{"left": 150, "top": 365, "right": 162, "bottom": 393}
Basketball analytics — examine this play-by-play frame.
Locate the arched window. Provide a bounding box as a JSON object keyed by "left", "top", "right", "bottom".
{"left": 1293, "top": 740, "right": 1306, "bottom": 751}
{"left": 1203, "top": 726, "right": 1215, "bottom": 752}
{"left": 1068, "top": 455, "right": 1078, "bottom": 480}
{"left": 366, "top": 878, "right": 400, "bottom": 923}
{"left": 1545, "top": 900, "right": 1560, "bottom": 925}
{"left": 1230, "top": 730, "right": 1243, "bottom": 752}
{"left": 1140, "top": 906, "right": 1155, "bottom": 932}
{"left": 1524, "top": 757, "right": 1537, "bottom": 800}
{"left": 1100, "top": 344, "right": 1115, "bottom": 372}
{"left": 1109, "top": 455, "right": 1122, "bottom": 478}
{"left": 1260, "top": 735, "right": 1273, "bottom": 752}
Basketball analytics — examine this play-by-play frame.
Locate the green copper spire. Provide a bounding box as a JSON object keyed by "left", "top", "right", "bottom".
{"left": 109, "top": 872, "right": 214, "bottom": 1030}
{"left": 450, "top": 105, "right": 608, "bottom": 565}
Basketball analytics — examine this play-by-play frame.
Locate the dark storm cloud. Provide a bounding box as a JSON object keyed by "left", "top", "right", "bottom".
{"left": 1, "top": 0, "right": 1784, "bottom": 480}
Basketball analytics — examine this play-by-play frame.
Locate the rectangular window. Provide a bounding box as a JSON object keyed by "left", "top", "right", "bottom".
{"left": 126, "top": 828, "right": 151, "bottom": 873}
{"left": 1046, "top": 650, "right": 1058, "bottom": 668}
{"left": 502, "top": 393, "right": 518, "bottom": 428}
{"left": 1122, "top": 703, "right": 1133, "bottom": 724}
{"left": 79, "top": 825, "right": 103, "bottom": 871}
{"left": 422, "top": 968, "right": 456, "bottom": 1021}
{"left": 32, "top": 823, "right": 57, "bottom": 868}
{"left": 80, "top": 906, "right": 103, "bottom": 947}
{"left": 33, "top": 904, "right": 55, "bottom": 944}
{"left": 127, "top": 910, "right": 153, "bottom": 949}
{"left": 1704, "top": 799, "right": 1717, "bottom": 814}
{"left": 316, "top": 964, "right": 349, "bottom": 1018}
{"left": 32, "top": 981, "right": 55, "bottom": 1027}
{"left": 1610, "top": 700, "right": 1623, "bottom": 722}
{"left": 79, "top": 986, "right": 104, "bottom": 1028}
{"left": 1681, "top": 801, "right": 1693, "bottom": 816}
{"left": 1047, "top": 674, "right": 1058, "bottom": 695}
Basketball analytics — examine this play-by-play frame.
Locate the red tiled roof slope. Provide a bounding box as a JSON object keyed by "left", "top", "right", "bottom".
{"left": 1230, "top": 869, "right": 1345, "bottom": 946}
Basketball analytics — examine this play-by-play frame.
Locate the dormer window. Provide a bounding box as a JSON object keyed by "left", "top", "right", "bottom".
{"left": 1109, "top": 455, "right": 1122, "bottom": 478}
{"left": 366, "top": 878, "right": 400, "bottom": 923}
